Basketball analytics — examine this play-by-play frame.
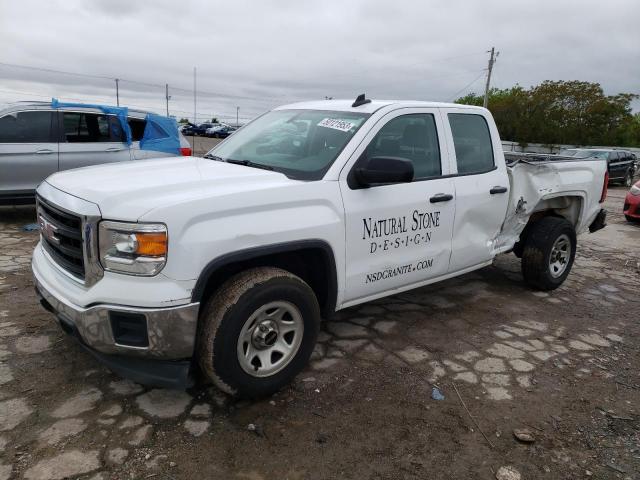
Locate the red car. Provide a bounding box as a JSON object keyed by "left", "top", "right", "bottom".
{"left": 624, "top": 179, "right": 640, "bottom": 221}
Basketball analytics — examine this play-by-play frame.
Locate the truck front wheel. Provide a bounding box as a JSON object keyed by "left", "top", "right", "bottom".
{"left": 521, "top": 217, "right": 576, "bottom": 291}
{"left": 197, "top": 267, "right": 320, "bottom": 398}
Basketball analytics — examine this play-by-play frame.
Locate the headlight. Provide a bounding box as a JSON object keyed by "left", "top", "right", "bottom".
{"left": 98, "top": 221, "right": 167, "bottom": 276}
{"left": 631, "top": 184, "right": 640, "bottom": 196}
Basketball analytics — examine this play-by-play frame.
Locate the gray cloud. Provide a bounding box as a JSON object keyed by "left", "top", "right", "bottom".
{"left": 1, "top": 0, "right": 639, "bottom": 122}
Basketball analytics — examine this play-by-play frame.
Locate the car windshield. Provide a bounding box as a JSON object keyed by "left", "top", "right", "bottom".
{"left": 205, "top": 109, "right": 370, "bottom": 180}
{"left": 581, "top": 150, "right": 609, "bottom": 159}
{"left": 559, "top": 149, "right": 579, "bottom": 156}
{"left": 559, "top": 149, "right": 608, "bottom": 159}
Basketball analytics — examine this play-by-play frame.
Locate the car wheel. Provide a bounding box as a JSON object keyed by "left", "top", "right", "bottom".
{"left": 197, "top": 267, "right": 320, "bottom": 398}
{"left": 521, "top": 217, "right": 576, "bottom": 291}
{"left": 624, "top": 172, "right": 633, "bottom": 188}
{"left": 625, "top": 215, "right": 637, "bottom": 223}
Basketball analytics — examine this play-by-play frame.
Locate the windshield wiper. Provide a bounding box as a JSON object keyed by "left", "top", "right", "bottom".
{"left": 203, "top": 153, "right": 225, "bottom": 161}
{"left": 226, "top": 159, "right": 274, "bottom": 171}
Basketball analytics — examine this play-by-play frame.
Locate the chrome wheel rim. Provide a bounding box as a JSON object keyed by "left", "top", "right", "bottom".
{"left": 549, "top": 234, "right": 571, "bottom": 278}
{"left": 625, "top": 174, "right": 632, "bottom": 187}
{"left": 236, "top": 301, "right": 304, "bottom": 377}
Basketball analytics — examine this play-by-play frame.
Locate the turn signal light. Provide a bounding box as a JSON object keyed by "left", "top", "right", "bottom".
{"left": 180, "top": 147, "right": 192, "bottom": 156}
{"left": 135, "top": 233, "right": 168, "bottom": 256}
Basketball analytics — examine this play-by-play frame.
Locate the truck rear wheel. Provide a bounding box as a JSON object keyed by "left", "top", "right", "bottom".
{"left": 521, "top": 217, "right": 576, "bottom": 291}
{"left": 197, "top": 267, "right": 320, "bottom": 398}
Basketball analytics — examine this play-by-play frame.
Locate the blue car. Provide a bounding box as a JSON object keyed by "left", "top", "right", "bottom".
{"left": 212, "top": 126, "right": 236, "bottom": 139}
{"left": 183, "top": 123, "right": 215, "bottom": 136}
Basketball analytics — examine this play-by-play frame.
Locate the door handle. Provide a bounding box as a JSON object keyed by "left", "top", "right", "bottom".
{"left": 490, "top": 186, "right": 508, "bottom": 194}
{"left": 105, "top": 147, "right": 124, "bottom": 152}
{"left": 35, "top": 149, "right": 54, "bottom": 155}
{"left": 429, "top": 193, "right": 454, "bottom": 203}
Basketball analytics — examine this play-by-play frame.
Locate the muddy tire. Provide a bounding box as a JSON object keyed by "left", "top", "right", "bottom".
{"left": 197, "top": 267, "right": 320, "bottom": 398}
{"left": 521, "top": 217, "right": 576, "bottom": 291}
{"left": 623, "top": 171, "right": 633, "bottom": 188}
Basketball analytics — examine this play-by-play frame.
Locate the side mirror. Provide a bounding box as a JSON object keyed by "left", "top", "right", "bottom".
{"left": 351, "top": 156, "right": 414, "bottom": 188}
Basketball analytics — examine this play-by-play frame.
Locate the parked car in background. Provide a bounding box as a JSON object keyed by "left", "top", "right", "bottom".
{"left": 558, "top": 148, "right": 636, "bottom": 187}
{"left": 204, "top": 124, "right": 226, "bottom": 137}
{"left": 623, "top": 179, "right": 640, "bottom": 222}
{"left": 0, "top": 101, "right": 191, "bottom": 204}
{"left": 182, "top": 123, "right": 216, "bottom": 136}
{"left": 209, "top": 126, "right": 236, "bottom": 138}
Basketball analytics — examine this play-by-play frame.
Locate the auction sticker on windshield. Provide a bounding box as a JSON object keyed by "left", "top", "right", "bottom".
{"left": 317, "top": 118, "right": 356, "bottom": 132}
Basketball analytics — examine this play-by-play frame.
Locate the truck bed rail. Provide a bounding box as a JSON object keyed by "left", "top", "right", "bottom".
{"left": 504, "top": 151, "right": 602, "bottom": 166}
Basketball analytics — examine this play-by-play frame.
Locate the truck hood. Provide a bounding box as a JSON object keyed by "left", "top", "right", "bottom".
{"left": 45, "top": 157, "right": 296, "bottom": 221}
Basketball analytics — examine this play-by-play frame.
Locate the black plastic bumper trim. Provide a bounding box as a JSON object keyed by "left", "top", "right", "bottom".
{"left": 589, "top": 209, "right": 607, "bottom": 233}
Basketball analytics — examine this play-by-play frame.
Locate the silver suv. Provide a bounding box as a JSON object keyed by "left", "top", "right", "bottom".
{"left": 0, "top": 101, "right": 191, "bottom": 204}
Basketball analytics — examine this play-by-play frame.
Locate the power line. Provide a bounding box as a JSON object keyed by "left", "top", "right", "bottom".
{"left": 0, "top": 88, "right": 256, "bottom": 121}
{"left": 0, "top": 61, "right": 297, "bottom": 104}
{"left": 446, "top": 71, "right": 487, "bottom": 101}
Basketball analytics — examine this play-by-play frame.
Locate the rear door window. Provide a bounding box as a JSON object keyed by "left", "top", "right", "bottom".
{"left": 62, "top": 112, "right": 123, "bottom": 143}
{"left": 448, "top": 113, "right": 495, "bottom": 175}
{"left": 0, "top": 111, "right": 54, "bottom": 143}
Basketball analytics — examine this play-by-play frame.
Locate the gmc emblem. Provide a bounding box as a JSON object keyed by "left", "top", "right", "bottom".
{"left": 39, "top": 215, "right": 60, "bottom": 245}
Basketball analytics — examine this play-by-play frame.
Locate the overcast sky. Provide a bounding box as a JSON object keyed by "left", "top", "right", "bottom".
{"left": 1, "top": 0, "right": 639, "bottom": 122}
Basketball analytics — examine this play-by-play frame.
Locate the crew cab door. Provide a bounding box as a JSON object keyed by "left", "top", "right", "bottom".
{"left": 58, "top": 111, "right": 132, "bottom": 171}
{"left": 440, "top": 108, "right": 510, "bottom": 272}
{"left": 339, "top": 108, "right": 455, "bottom": 304}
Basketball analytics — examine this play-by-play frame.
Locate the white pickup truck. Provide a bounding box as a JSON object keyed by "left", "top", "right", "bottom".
{"left": 32, "top": 96, "right": 608, "bottom": 397}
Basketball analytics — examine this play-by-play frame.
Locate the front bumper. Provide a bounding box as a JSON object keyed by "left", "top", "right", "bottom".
{"left": 33, "top": 270, "right": 200, "bottom": 389}
{"left": 624, "top": 194, "right": 640, "bottom": 219}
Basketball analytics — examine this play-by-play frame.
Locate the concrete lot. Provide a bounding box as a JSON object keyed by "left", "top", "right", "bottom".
{"left": 185, "top": 135, "right": 222, "bottom": 156}
{"left": 0, "top": 187, "right": 638, "bottom": 479}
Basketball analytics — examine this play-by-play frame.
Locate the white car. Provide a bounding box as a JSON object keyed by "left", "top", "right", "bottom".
{"left": 32, "top": 96, "right": 608, "bottom": 396}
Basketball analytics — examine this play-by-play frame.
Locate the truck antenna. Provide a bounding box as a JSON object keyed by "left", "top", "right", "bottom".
{"left": 352, "top": 94, "right": 371, "bottom": 108}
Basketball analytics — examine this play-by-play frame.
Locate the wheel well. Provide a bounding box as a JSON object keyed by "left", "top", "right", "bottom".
{"left": 192, "top": 242, "right": 337, "bottom": 319}
{"left": 513, "top": 196, "right": 582, "bottom": 257}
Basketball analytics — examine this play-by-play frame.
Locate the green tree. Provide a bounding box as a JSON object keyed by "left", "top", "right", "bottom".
{"left": 178, "top": 117, "right": 189, "bottom": 124}
{"left": 455, "top": 80, "right": 639, "bottom": 147}
{"left": 211, "top": 117, "right": 218, "bottom": 124}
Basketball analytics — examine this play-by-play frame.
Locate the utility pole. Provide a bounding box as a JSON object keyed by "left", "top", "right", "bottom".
{"left": 193, "top": 66, "right": 197, "bottom": 127}
{"left": 115, "top": 78, "right": 120, "bottom": 106}
{"left": 483, "top": 47, "right": 498, "bottom": 109}
{"left": 236, "top": 106, "right": 239, "bottom": 128}
{"left": 165, "top": 83, "right": 170, "bottom": 116}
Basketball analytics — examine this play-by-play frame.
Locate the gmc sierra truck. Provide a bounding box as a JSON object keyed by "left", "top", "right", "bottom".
{"left": 32, "top": 95, "right": 608, "bottom": 397}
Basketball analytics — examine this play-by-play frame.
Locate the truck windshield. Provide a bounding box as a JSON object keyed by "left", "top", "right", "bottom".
{"left": 205, "top": 109, "right": 370, "bottom": 180}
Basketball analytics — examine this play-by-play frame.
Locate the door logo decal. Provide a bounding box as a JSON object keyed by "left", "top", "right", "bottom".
{"left": 363, "top": 209, "right": 441, "bottom": 254}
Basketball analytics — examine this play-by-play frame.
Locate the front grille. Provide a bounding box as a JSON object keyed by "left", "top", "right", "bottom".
{"left": 38, "top": 198, "right": 85, "bottom": 280}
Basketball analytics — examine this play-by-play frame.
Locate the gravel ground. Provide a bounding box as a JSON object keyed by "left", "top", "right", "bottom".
{"left": 0, "top": 187, "right": 638, "bottom": 480}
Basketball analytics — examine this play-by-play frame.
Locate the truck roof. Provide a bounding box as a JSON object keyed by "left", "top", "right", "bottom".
{"left": 275, "top": 99, "right": 485, "bottom": 114}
